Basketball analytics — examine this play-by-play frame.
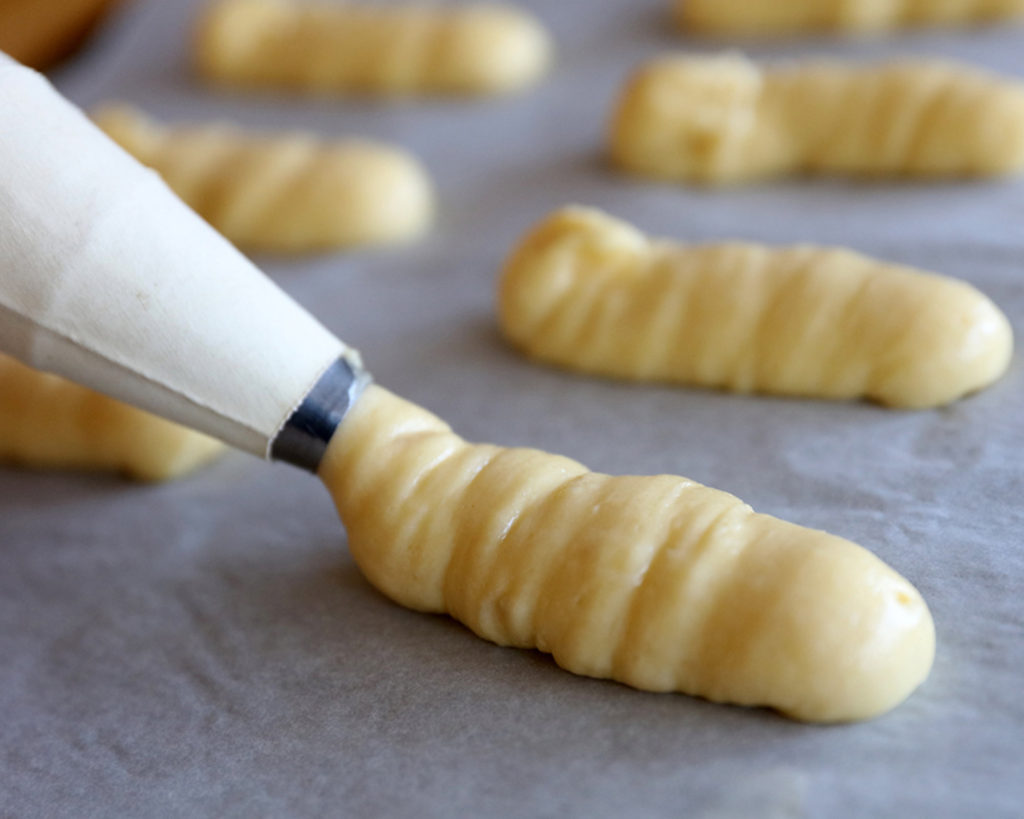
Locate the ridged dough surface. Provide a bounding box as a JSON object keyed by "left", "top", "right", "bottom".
{"left": 676, "top": 0, "right": 1024, "bottom": 35}
{"left": 498, "top": 208, "right": 1013, "bottom": 409}
{"left": 196, "top": 0, "right": 552, "bottom": 96}
{"left": 0, "top": 355, "right": 224, "bottom": 482}
{"left": 610, "top": 54, "right": 1024, "bottom": 184}
{"left": 93, "top": 104, "right": 434, "bottom": 253}
{"left": 321, "top": 384, "right": 935, "bottom": 723}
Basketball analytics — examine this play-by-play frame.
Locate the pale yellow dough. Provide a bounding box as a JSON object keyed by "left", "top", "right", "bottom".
{"left": 610, "top": 54, "right": 1024, "bottom": 184}
{"left": 321, "top": 384, "right": 935, "bottom": 722}
{"left": 195, "top": 0, "right": 552, "bottom": 97}
{"left": 93, "top": 105, "right": 433, "bottom": 253}
{"left": 676, "top": 0, "right": 1024, "bottom": 36}
{"left": 498, "top": 208, "right": 1013, "bottom": 409}
{"left": 0, "top": 355, "right": 224, "bottom": 482}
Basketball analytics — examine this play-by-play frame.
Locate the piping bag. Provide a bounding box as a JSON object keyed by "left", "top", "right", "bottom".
{"left": 0, "top": 54, "right": 936, "bottom": 723}
{"left": 0, "top": 53, "right": 367, "bottom": 470}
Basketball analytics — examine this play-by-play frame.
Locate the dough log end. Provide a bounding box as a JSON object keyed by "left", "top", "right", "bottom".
{"left": 91, "top": 103, "right": 164, "bottom": 157}
{"left": 449, "top": 5, "right": 554, "bottom": 95}
{"left": 734, "top": 524, "right": 936, "bottom": 723}
{"left": 193, "top": 0, "right": 282, "bottom": 85}
{"left": 871, "top": 280, "right": 1015, "bottom": 409}
{"left": 609, "top": 54, "right": 765, "bottom": 185}
{"left": 300, "top": 141, "right": 436, "bottom": 252}
{"left": 117, "top": 425, "right": 226, "bottom": 482}
{"left": 497, "top": 206, "right": 648, "bottom": 349}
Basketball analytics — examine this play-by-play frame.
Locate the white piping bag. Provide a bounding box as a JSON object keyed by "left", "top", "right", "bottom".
{"left": 0, "top": 53, "right": 368, "bottom": 470}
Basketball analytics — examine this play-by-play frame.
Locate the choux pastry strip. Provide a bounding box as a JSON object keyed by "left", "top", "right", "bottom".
{"left": 610, "top": 54, "right": 1024, "bottom": 184}
{"left": 0, "top": 355, "right": 224, "bottom": 482}
{"left": 321, "top": 384, "right": 935, "bottom": 723}
{"left": 497, "top": 208, "right": 1013, "bottom": 409}
{"left": 675, "top": 0, "right": 1024, "bottom": 36}
{"left": 195, "top": 0, "right": 552, "bottom": 96}
{"left": 93, "top": 104, "right": 434, "bottom": 253}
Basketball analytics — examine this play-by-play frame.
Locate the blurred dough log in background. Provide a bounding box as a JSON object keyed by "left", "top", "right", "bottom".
{"left": 0, "top": 0, "right": 123, "bottom": 69}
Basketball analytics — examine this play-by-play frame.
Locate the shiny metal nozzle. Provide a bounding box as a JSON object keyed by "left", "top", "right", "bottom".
{"left": 271, "top": 355, "right": 372, "bottom": 472}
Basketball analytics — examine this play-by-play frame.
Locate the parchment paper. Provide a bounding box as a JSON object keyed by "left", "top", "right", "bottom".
{"left": 2, "top": 1, "right": 1022, "bottom": 816}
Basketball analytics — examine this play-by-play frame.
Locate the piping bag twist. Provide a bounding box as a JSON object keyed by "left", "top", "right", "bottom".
{"left": 0, "top": 55, "right": 934, "bottom": 722}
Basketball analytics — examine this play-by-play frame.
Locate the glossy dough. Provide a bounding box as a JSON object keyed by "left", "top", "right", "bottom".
{"left": 195, "top": 0, "right": 552, "bottom": 96}
{"left": 610, "top": 54, "right": 1024, "bottom": 184}
{"left": 0, "top": 355, "right": 224, "bottom": 481}
{"left": 675, "top": 0, "right": 1024, "bottom": 35}
{"left": 498, "top": 208, "right": 1013, "bottom": 409}
{"left": 93, "top": 105, "right": 433, "bottom": 252}
{"left": 321, "top": 384, "right": 935, "bottom": 722}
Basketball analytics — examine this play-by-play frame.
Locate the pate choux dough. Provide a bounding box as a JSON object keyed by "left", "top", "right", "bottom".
{"left": 0, "top": 355, "right": 224, "bottom": 482}
{"left": 497, "top": 208, "right": 1013, "bottom": 409}
{"left": 610, "top": 54, "right": 1024, "bottom": 184}
{"left": 321, "top": 384, "right": 935, "bottom": 723}
{"left": 93, "top": 104, "right": 433, "bottom": 253}
{"left": 675, "top": 0, "right": 1024, "bottom": 36}
{"left": 0, "top": 0, "right": 122, "bottom": 69}
{"left": 195, "top": 0, "right": 552, "bottom": 97}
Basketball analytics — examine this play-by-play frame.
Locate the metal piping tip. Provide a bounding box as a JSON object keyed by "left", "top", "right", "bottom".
{"left": 271, "top": 355, "right": 372, "bottom": 472}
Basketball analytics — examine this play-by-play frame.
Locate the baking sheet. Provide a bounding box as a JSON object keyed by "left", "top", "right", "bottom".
{"left": 3, "top": 1, "right": 1024, "bottom": 815}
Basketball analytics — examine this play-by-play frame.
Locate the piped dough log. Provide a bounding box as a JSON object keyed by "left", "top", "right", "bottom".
{"left": 497, "top": 208, "right": 1013, "bottom": 409}
{"left": 0, "top": 355, "right": 224, "bottom": 481}
{"left": 675, "top": 0, "right": 1024, "bottom": 36}
{"left": 610, "top": 54, "right": 1024, "bottom": 184}
{"left": 93, "top": 104, "right": 433, "bottom": 253}
{"left": 195, "top": 0, "right": 552, "bottom": 96}
{"left": 321, "top": 384, "right": 935, "bottom": 723}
